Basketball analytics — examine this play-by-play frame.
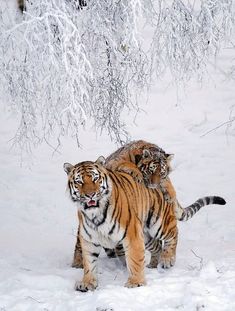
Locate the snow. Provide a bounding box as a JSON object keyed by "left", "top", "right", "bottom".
{"left": 1, "top": 69, "right": 235, "bottom": 310}
{"left": 1, "top": 5, "right": 235, "bottom": 311}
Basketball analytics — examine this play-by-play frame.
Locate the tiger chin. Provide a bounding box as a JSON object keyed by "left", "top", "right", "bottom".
{"left": 64, "top": 157, "right": 181, "bottom": 290}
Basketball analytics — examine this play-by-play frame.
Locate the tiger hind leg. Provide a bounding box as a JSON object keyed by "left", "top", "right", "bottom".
{"left": 146, "top": 238, "right": 162, "bottom": 269}
{"left": 160, "top": 178, "right": 177, "bottom": 204}
{"left": 115, "top": 243, "right": 126, "bottom": 266}
{"left": 159, "top": 229, "right": 178, "bottom": 269}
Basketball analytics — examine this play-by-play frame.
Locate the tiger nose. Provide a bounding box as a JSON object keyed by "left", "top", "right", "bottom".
{"left": 86, "top": 192, "right": 96, "bottom": 198}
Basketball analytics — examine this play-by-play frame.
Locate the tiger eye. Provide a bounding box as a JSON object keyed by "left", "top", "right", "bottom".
{"left": 75, "top": 179, "right": 83, "bottom": 185}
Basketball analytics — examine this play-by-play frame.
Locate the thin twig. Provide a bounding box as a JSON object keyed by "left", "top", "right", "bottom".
{"left": 191, "top": 249, "right": 203, "bottom": 270}
{"left": 200, "top": 118, "right": 235, "bottom": 138}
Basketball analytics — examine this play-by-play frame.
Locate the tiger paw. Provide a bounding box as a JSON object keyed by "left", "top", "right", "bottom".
{"left": 124, "top": 277, "right": 146, "bottom": 288}
{"left": 160, "top": 189, "right": 173, "bottom": 203}
{"left": 159, "top": 256, "right": 175, "bottom": 269}
{"left": 75, "top": 279, "right": 98, "bottom": 292}
{"left": 120, "top": 168, "right": 143, "bottom": 183}
{"left": 163, "top": 195, "right": 175, "bottom": 204}
{"left": 130, "top": 170, "right": 144, "bottom": 184}
{"left": 146, "top": 262, "right": 158, "bottom": 269}
{"left": 117, "top": 165, "right": 143, "bottom": 184}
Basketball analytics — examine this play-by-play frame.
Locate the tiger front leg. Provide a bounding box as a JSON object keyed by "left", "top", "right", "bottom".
{"left": 160, "top": 178, "right": 177, "bottom": 204}
{"left": 159, "top": 228, "right": 178, "bottom": 269}
{"left": 75, "top": 238, "right": 101, "bottom": 292}
{"left": 72, "top": 212, "right": 83, "bottom": 268}
{"left": 123, "top": 228, "right": 146, "bottom": 288}
{"left": 72, "top": 225, "right": 83, "bottom": 268}
{"left": 116, "top": 162, "right": 144, "bottom": 184}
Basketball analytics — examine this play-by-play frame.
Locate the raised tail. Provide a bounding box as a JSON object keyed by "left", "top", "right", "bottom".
{"left": 175, "top": 196, "right": 226, "bottom": 221}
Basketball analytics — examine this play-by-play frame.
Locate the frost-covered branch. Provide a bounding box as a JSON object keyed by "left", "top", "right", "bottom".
{"left": 0, "top": 0, "right": 148, "bottom": 151}
{"left": 0, "top": 0, "right": 234, "bottom": 152}
{"left": 148, "top": 0, "right": 235, "bottom": 84}
{"left": 1, "top": 0, "right": 94, "bottom": 151}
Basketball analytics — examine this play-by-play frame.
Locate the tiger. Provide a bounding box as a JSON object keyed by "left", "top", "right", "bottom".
{"left": 105, "top": 140, "right": 172, "bottom": 183}
{"left": 105, "top": 140, "right": 176, "bottom": 202}
{"left": 72, "top": 140, "right": 174, "bottom": 268}
{"left": 71, "top": 139, "right": 225, "bottom": 269}
{"left": 64, "top": 158, "right": 226, "bottom": 291}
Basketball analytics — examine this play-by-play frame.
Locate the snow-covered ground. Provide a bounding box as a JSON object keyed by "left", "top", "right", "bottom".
{"left": 1, "top": 5, "right": 235, "bottom": 311}
{"left": 1, "top": 63, "right": 235, "bottom": 310}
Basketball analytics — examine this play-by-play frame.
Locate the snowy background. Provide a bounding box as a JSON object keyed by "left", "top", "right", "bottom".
{"left": 0, "top": 1, "right": 235, "bottom": 311}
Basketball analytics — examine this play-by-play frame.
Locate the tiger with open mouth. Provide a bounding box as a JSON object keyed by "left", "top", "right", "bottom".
{"left": 64, "top": 156, "right": 226, "bottom": 291}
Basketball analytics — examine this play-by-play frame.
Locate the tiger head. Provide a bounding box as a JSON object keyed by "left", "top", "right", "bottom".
{"left": 135, "top": 149, "right": 173, "bottom": 188}
{"left": 63, "top": 157, "right": 110, "bottom": 211}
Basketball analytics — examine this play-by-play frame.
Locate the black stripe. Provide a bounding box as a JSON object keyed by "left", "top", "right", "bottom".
{"left": 116, "top": 206, "right": 122, "bottom": 232}
{"left": 93, "top": 243, "right": 100, "bottom": 247}
{"left": 154, "top": 223, "right": 162, "bottom": 240}
{"left": 146, "top": 208, "right": 153, "bottom": 228}
{"left": 96, "top": 200, "right": 109, "bottom": 226}
{"left": 120, "top": 224, "right": 128, "bottom": 242}
{"left": 82, "top": 224, "right": 92, "bottom": 239}
{"left": 83, "top": 213, "right": 92, "bottom": 228}
{"left": 109, "top": 222, "right": 116, "bottom": 235}
{"left": 198, "top": 199, "right": 204, "bottom": 206}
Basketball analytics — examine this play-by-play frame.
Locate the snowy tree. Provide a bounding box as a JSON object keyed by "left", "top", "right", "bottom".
{"left": 0, "top": 0, "right": 234, "bottom": 152}
{"left": 148, "top": 0, "right": 234, "bottom": 84}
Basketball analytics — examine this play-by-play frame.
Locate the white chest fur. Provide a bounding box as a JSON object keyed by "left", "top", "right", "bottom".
{"left": 81, "top": 210, "right": 124, "bottom": 249}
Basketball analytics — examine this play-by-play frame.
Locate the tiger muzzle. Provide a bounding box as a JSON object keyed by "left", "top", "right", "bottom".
{"left": 84, "top": 193, "right": 100, "bottom": 209}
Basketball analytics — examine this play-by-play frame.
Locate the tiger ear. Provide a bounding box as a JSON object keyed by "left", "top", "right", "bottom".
{"left": 63, "top": 163, "right": 74, "bottom": 175}
{"left": 134, "top": 154, "right": 142, "bottom": 165}
{"left": 95, "top": 156, "right": 106, "bottom": 166}
{"left": 166, "top": 154, "right": 174, "bottom": 162}
{"left": 143, "top": 149, "right": 151, "bottom": 158}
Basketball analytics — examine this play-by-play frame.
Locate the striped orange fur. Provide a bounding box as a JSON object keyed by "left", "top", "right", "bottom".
{"left": 64, "top": 158, "right": 178, "bottom": 290}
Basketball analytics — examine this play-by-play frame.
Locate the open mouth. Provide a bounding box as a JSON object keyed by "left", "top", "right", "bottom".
{"left": 84, "top": 200, "right": 99, "bottom": 209}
